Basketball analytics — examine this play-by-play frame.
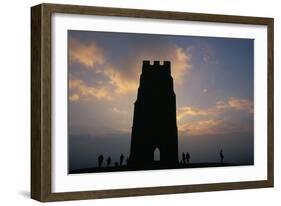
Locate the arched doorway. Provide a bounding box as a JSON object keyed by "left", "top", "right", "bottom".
{"left": 154, "top": 147, "right": 160, "bottom": 161}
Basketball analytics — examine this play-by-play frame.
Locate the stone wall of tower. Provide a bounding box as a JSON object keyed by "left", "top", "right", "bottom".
{"left": 129, "top": 60, "right": 178, "bottom": 169}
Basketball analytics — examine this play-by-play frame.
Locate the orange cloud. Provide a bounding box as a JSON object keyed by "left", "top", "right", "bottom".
{"left": 103, "top": 66, "right": 138, "bottom": 95}
{"left": 178, "top": 119, "right": 224, "bottom": 136}
{"left": 69, "top": 79, "right": 112, "bottom": 101}
{"left": 69, "top": 38, "right": 105, "bottom": 69}
{"left": 228, "top": 97, "right": 253, "bottom": 113}
{"left": 137, "top": 45, "right": 192, "bottom": 86}
{"left": 216, "top": 97, "right": 253, "bottom": 113}
{"left": 69, "top": 94, "right": 80, "bottom": 102}
{"left": 178, "top": 118, "right": 251, "bottom": 136}
{"left": 69, "top": 38, "right": 138, "bottom": 96}
{"left": 172, "top": 47, "right": 192, "bottom": 85}
{"left": 68, "top": 38, "right": 192, "bottom": 99}
{"left": 177, "top": 97, "right": 253, "bottom": 136}
{"left": 177, "top": 106, "right": 211, "bottom": 121}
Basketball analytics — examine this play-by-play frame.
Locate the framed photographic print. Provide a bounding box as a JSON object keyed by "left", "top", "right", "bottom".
{"left": 31, "top": 3, "right": 274, "bottom": 202}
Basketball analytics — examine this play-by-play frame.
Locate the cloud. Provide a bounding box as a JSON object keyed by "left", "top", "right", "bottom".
{"left": 215, "top": 100, "right": 229, "bottom": 109}
{"left": 216, "top": 97, "right": 253, "bottom": 113}
{"left": 112, "top": 107, "right": 128, "bottom": 115}
{"left": 103, "top": 66, "right": 138, "bottom": 95}
{"left": 179, "top": 119, "right": 223, "bottom": 136}
{"left": 177, "top": 106, "right": 211, "bottom": 121}
{"left": 69, "top": 67, "right": 138, "bottom": 101}
{"left": 178, "top": 118, "right": 251, "bottom": 136}
{"left": 68, "top": 32, "right": 253, "bottom": 139}
{"left": 68, "top": 37, "right": 192, "bottom": 101}
{"left": 177, "top": 97, "right": 253, "bottom": 136}
{"left": 69, "top": 38, "right": 105, "bottom": 69}
{"left": 172, "top": 47, "right": 192, "bottom": 84}
{"left": 137, "top": 45, "right": 192, "bottom": 85}
{"left": 69, "top": 79, "right": 112, "bottom": 101}
{"left": 199, "top": 43, "right": 216, "bottom": 64}
{"left": 69, "top": 38, "right": 139, "bottom": 97}
{"left": 69, "top": 94, "right": 80, "bottom": 102}
{"left": 228, "top": 97, "right": 253, "bottom": 113}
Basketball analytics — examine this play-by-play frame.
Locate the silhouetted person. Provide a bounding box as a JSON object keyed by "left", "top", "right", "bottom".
{"left": 114, "top": 162, "right": 119, "bottom": 167}
{"left": 182, "top": 152, "right": 186, "bottom": 164}
{"left": 186, "top": 152, "right": 190, "bottom": 164}
{"left": 106, "top": 156, "right": 111, "bottom": 166}
{"left": 120, "top": 154, "right": 124, "bottom": 166}
{"left": 220, "top": 149, "right": 224, "bottom": 164}
{"left": 98, "top": 155, "right": 104, "bottom": 168}
{"left": 126, "top": 157, "right": 129, "bottom": 165}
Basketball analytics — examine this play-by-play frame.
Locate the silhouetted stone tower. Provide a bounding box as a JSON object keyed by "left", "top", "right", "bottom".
{"left": 129, "top": 60, "right": 178, "bottom": 169}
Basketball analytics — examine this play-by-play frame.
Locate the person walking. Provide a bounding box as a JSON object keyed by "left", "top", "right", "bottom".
{"left": 186, "top": 152, "right": 190, "bottom": 165}
{"left": 98, "top": 155, "right": 104, "bottom": 167}
{"left": 220, "top": 149, "right": 224, "bottom": 164}
{"left": 120, "top": 153, "right": 124, "bottom": 166}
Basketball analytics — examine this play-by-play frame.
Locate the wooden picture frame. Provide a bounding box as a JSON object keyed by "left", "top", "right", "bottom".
{"left": 31, "top": 3, "right": 274, "bottom": 202}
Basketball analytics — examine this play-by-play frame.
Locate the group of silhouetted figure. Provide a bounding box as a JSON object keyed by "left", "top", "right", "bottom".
{"left": 97, "top": 149, "right": 225, "bottom": 168}
{"left": 180, "top": 149, "right": 225, "bottom": 165}
{"left": 181, "top": 152, "right": 190, "bottom": 165}
{"left": 98, "top": 153, "right": 129, "bottom": 168}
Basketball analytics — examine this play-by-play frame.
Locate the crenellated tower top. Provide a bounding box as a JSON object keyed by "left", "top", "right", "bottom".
{"left": 142, "top": 60, "right": 171, "bottom": 74}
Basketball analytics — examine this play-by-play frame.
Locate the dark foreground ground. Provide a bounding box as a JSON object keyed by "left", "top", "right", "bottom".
{"left": 69, "top": 162, "right": 238, "bottom": 174}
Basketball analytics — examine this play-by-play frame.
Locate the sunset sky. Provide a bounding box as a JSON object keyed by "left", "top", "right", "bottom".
{"left": 68, "top": 30, "right": 254, "bottom": 170}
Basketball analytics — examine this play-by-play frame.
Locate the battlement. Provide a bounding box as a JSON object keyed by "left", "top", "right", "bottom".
{"left": 143, "top": 60, "right": 170, "bottom": 67}
{"left": 142, "top": 60, "right": 171, "bottom": 74}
